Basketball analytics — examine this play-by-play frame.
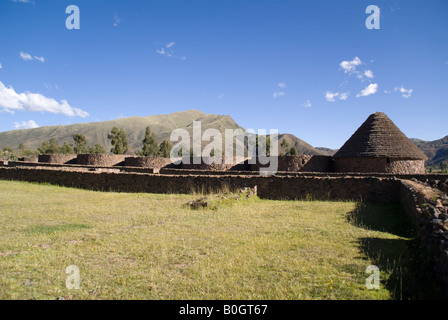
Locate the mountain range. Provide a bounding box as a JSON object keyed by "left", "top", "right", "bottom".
{"left": 0, "top": 109, "right": 446, "bottom": 165}
{"left": 0, "top": 110, "right": 325, "bottom": 156}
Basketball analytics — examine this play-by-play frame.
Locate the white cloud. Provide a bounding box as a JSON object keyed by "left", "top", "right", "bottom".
{"left": 34, "top": 56, "right": 45, "bottom": 63}
{"left": 273, "top": 91, "right": 285, "bottom": 98}
{"left": 356, "top": 83, "right": 378, "bottom": 97}
{"left": 325, "top": 91, "right": 339, "bottom": 102}
{"left": 395, "top": 86, "right": 413, "bottom": 98}
{"left": 364, "top": 70, "right": 374, "bottom": 79}
{"left": 301, "top": 100, "right": 312, "bottom": 107}
{"left": 325, "top": 91, "right": 349, "bottom": 102}
{"left": 20, "top": 52, "right": 44, "bottom": 62}
{"left": 0, "top": 63, "right": 2, "bottom": 69}
{"left": 113, "top": 13, "right": 122, "bottom": 27}
{"left": 0, "top": 81, "right": 89, "bottom": 117}
{"left": 14, "top": 120, "right": 38, "bottom": 130}
{"left": 339, "top": 92, "right": 349, "bottom": 100}
{"left": 340, "top": 57, "right": 362, "bottom": 73}
{"left": 20, "top": 52, "right": 33, "bottom": 61}
{"left": 278, "top": 82, "right": 287, "bottom": 88}
{"left": 156, "top": 48, "right": 166, "bottom": 55}
{"left": 13, "top": 0, "right": 32, "bottom": 3}
{"left": 156, "top": 42, "right": 179, "bottom": 58}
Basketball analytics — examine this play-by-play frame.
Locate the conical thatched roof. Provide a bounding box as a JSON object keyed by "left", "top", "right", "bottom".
{"left": 333, "top": 112, "right": 427, "bottom": 160}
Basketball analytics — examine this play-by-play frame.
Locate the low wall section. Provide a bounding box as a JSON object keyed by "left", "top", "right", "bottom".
{"left": 400, "top": 180, "right": 448, "bottom": 296}
{"left": 77, "top": 154, "right": 127, "bottom": 166}
{"left": 250, "top": 155, "right": 332, "bottom": 172}
{"left": 124, "top": 156, "right": 176, "bottom": 169}
{"left": 38, "top": 154, "right": 77, "bottom": 164}
{"left": 0, "top": 166, "right": 400, "bottom": 202}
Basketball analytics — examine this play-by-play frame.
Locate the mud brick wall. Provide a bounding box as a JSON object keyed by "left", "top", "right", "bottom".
{"left": 77, "top": 154, "right": 127, "bottom": 166}
{"left": 400, "top": 180, "right": 448, "bottom": 296}
{"left": 38, "top": 154, "right": 77, "bottom": 164}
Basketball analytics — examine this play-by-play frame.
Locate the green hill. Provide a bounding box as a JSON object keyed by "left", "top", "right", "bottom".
{"left": 411, "top": 136, "right": 448, "bottom": 167}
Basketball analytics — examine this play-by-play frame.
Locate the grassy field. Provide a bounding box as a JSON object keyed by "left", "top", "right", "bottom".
{"left": 0, "top": 180, "right": 442, "bottom": 300}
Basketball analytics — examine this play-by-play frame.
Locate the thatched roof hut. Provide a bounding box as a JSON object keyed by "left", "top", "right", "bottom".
{"left": 334, "top": 112, "right": 427, "bottom": 174}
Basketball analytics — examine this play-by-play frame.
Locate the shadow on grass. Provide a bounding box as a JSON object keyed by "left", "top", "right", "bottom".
{"left": 347, "top": 202, "right": 444, "bottom": 300}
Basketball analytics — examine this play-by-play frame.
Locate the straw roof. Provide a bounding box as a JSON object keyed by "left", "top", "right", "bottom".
{"left": 333, "top": 112, "right": 427, "bottom": 160}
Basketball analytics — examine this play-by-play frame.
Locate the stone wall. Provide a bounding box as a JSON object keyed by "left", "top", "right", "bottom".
{"left": 386, "top": 159, "right": 426, "bottom": 174}
{"left": 77, "top": 154, "right": 127, "bottom": 166}
{"left": 181, "top": 156, "right": 247, "bottom": 171}
{"left": 0, "top": 166, "right": 401, "bottom": 202}
{"left": 124, "top": 156, "right": 176, "bottom": 169}
{"left": 38, "top": 154, "right": 77, "bottom": 164}
{"left": 335, "top": 157, "right": 426, "bottom": 174}
{"left": 400, "top": 180, "right": 448, "bottom": 296}
{"left": 249, "top": 155, "right": 333, "bottom": 173}
{"left": 301, "top": 155, "right": 333, "bottom": 172}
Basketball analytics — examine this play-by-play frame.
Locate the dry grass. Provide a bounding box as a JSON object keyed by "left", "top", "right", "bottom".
{"left": 0, "top": 180, "right": 441, "bottom": 300}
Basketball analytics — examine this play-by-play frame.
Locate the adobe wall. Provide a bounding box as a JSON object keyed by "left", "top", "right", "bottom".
{"left": 400, "top": 180, "right": 448, "bottom": 296}
{"left": 38, "top": 154, "right": 77, "bottom": 164}
{"left": 124, "top": 156, "right": 176, "bottom": 169}
{"left": 77, "top": 154, "right": 127, "bottom": 166}
{"left": 335, "top": 157, "right": 426, "bottom": 174}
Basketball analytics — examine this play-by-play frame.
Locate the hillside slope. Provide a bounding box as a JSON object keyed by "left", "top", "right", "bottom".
{"left": 411, "top": 136, "right": 448, "bottom": 166}
{"left": 0, "top": 109, "right": 325, "bottom": 156}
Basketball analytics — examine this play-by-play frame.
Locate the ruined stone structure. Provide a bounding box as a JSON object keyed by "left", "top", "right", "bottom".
{"left": 124, "top": 156, "right": 175, "bottom": 169}
{"left": 334, "top": 112, "right": 427, "bottom": 174}
{"left": 77, "top": 154, "right": 127, "bottom": 166}
{"left": 181, "top": 156, "right": 248, "bottom": 171}
{"left": 38, "top": 154, "right": 77, "bottom": 164}
{"left": 250, "top": 155, "right": 333, "bottom": 172}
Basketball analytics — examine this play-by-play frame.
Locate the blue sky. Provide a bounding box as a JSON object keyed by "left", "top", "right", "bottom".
{"left": 0, "top": 0, "right": 447, "bottom": 149}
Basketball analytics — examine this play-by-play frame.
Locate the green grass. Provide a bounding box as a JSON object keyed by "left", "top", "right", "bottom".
{"left": 0, "top": 180, "right": 442, "bottom": 300}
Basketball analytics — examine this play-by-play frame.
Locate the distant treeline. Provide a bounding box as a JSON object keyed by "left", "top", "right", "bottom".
{"left": 1, "top": 126, "right": 304, "bottom": 161}
{"left": 0, "top": 126, "right": 172, "bottom": 160}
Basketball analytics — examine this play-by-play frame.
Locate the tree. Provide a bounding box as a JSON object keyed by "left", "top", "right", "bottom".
{"left": 73, "top": 133, "right": 87, "bottom": 154}
{"left": 108, "top": 127, "right": 128, "bottom": 155}
{"left": 141, "top": 127, "right": 159, "bottom": 156}
{"left": 47, "top": 138, "right": 61, "bottom": 154}
{"left": 38, "top": 141, "right": 50, "bottom": 154}
{"left": 289, "top": 146, "right": 298, "bottom": 156}
{"left": 61, "top": 142, "right": 74, "bottom": 154}
{"left": 158, "top": 140, "right": 172, "bottom": 158}
{"left": 440, "top": 162, "right": 448, "bottom": 173}
{"left": 88, "top": 144, "right": 106, "bottom": 154}
{"left": 255, "top": 135, "right": 271, "bottom": 156}
{"left": 280, "top": 139, "right": 289, "bottom": 151}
